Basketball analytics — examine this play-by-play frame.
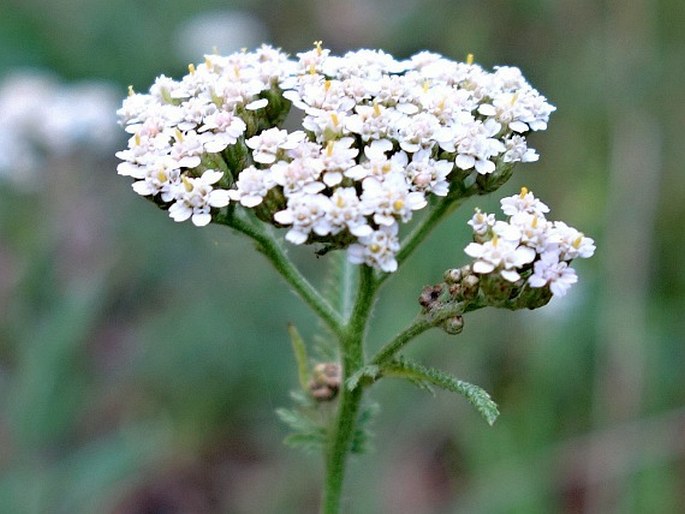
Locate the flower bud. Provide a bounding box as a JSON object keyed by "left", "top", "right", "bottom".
{"left": 461, "top": 274, "right": 480, "bottom": 300}
{"left": 440, "top": 315, "right": 464, "bottom": 335}
{"left": 309, "top": 362, "right": 342, "bottom": 401}
{"left": 444, "top": 268, "right": 462, "bottom": 284}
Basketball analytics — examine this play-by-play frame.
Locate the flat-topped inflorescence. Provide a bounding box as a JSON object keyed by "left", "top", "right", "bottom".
{"left": 116, "top": 44, "right": 556, "bottom": 271}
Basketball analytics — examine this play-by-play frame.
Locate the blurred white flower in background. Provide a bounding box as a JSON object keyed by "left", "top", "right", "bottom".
{"left": 0, "top": 70, "right": 120, "bottom": 191}
{"left": 174, "top": 10, "right": 270, "bottom": 65}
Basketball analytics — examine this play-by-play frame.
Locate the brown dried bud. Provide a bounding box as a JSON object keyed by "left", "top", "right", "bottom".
{"left": 309, "top": 362, "right": 342, "bottom": 401}
{"left": 419, "top": 284, "right": 444, "bottom": 310}
{"left": 448, "top": 283, "right": 462, "bottom": 299}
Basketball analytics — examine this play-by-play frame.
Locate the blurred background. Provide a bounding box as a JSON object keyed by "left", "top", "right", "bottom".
{"left": 0, "top": 0, "right": 683, "bottom": 512}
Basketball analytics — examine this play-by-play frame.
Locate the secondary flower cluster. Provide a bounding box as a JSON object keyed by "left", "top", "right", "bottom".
{"left": 116, "top": 43, "right": 555, "bottom": 271}
{"left": 1, "top": 70, "right": 119, "bottom": 190}
{"left": 465, "top": 188, "right": 595, "bottom": 296}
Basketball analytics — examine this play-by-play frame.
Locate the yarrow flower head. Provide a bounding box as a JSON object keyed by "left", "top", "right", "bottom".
{"left": 116, "top": 43, "right": 556, "bottom": 269}
{"left": 464, "top": 187, "right": 595, "bottom": 297}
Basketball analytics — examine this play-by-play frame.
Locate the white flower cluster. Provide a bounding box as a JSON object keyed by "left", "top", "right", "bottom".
{"left": 465, "top": 188, "right": 595, "bottom": 296}
{"left": 116, "top": 43, "right": 556, "bottom": 271}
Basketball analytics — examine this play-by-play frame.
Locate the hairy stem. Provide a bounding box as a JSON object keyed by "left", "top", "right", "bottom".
{"left": 224, "top": 211, "right": 345, "bottom": 337}
{"left": 322, "top": 265, "right": 377, "bottom": 514}
{"left": 371, "top": 302, "right": 465, "bottom": 365}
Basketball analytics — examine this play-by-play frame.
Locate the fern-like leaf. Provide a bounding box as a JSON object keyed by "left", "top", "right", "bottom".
{"left": 382, "top": 358, "right": 499, "bottom": 425}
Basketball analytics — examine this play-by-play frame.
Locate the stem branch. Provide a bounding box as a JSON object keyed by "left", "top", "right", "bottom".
{"left": 371, "top": 302, "right": 465, "bottom": 365}
{"left": 224, "top": 211, "right": 345, "bottom": 337}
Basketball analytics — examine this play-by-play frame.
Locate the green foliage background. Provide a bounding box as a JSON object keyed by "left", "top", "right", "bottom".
{"left": 1, "top": 0, "right": 684, "bottom": 512}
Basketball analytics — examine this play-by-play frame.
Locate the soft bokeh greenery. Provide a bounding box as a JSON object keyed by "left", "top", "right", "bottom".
{"left": 1, "top": 0, "right": 684, "bottom": 512}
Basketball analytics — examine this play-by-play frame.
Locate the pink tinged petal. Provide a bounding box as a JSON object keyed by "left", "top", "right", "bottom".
{"left": 192, "top": 212, "right": 212, "bottom": 227}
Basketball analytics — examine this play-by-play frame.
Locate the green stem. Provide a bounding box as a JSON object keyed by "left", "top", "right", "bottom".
{"left": 322, "top": 265, "right": 376, "bottom": 514}
{"left": 371, "top": 302, "right": 465, "bottom": 365}
{"left": 225, "top": 211, "right": 345, "bottom": 337}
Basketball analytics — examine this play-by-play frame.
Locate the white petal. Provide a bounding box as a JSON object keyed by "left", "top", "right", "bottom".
{"left": 455, "top": 154, "right": 475, "bottom": 170}
{"left": 285, "top": 229, "right": 308, "bottom": 245}
{"left": 475, "top": 159, "right": 496, "bottom": 175}
{"left": 464, "top": 242, "right": 484, "bottom": 258}
{"left": 472, "top": 260, "right": 495, "bottom": 274}
{"left": 274, "top": 210, "right": 294, "bottom": 225}
{"left": 209, "top": 190, "right": 230, "bottom": 207}
{"left": 168, "top": 202, "right": 192, "bottom": 222}
{"left": 509, "top": 121, "right": 529, "bottom": 133}
{"left": 500, "top": 269, "right": 521, "bottom": 282}
{"left": 245, "top": 98, "right": 269, "bottom": 110}
{"left": 241, "top": 195, "right": 264, "bottom": 208}
{"left": 192, "top": 212, "right": 212, "bottom": 226}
